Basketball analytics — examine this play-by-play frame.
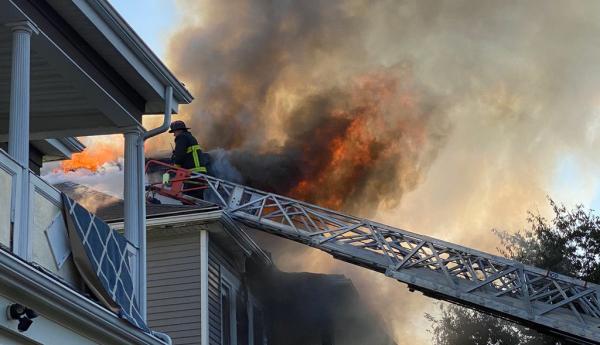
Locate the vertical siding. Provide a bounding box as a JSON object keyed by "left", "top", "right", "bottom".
{"left": 148, "top": 232, "right": 202, "bottom": 345}
{"left": 208, "top": 245, "right": 221, "bottom": 345}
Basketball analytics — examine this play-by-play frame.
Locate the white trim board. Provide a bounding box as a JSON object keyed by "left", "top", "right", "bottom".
{"left": 109, "top": 210, "right": 223, "bottom": 230}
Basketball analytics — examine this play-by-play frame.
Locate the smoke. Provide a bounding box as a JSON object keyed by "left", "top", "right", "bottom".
{"left": 42, "top": 135, "right": 125, "bottom": 202}
{"left": 42, "top": 160, "right": 124, "bottom": 202}
{"left": 207, "top": 148, "right": 243, "bottom": 183}
{"left": 159, "top": 0, "right": 450, "bottom": 213}
{"left": 48, "top": 1, "right": 600, "bottom": 344}
{"left": 51, "top": 181, "right": 122, "bottom": 213}
{"left": 156, "top": 1, "right": 600, "bottom": 344}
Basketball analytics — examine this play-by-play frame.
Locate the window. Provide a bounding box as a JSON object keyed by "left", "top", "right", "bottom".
{"left": 221, "top": 285, "right": 232, "bottom": 345}
{"left": 248, "top": 294, "right": 267, "bottom": 345}
{"left": 221, "top": 266, "right": 240, "bottom": 345}
{"left": 236, "top": 293, "right": 248, "bottom": 344}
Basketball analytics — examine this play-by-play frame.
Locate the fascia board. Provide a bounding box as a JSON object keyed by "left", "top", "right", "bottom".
{"left": 109, "top": 210, "right": 271, "bottom": 265}
{"left": 109, "top": 210, "right": 223, "bottom": 230}
{"left": 0, "top": 250, "right": 164, "bottom": 345}
{"left": 220, "top": 214, "right": 272, "bottom": 265}
{"left": 58, "top": 137, "right": 86, "bottom": 153}
{"left": 38, "top": 138, "right": 85, "bottom": 162}
{"left": 78, "top": 0, "right": 193, "bottom": 106}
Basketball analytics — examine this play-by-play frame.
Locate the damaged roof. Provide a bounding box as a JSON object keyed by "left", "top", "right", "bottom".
{"left": 54, "top": 181, "right": 219, "bottom": 223}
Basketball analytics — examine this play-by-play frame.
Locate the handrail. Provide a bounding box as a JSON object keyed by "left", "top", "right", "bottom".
{"left": 145, "top": 163, "right": 600, "bottom": 344}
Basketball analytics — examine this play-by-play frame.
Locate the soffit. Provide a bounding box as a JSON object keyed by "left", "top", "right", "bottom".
{"left": 46, "top": 0, "right": 193, "bottom": 113}
{"left": 0, "top": 0, "right": 146, "bottom": 138}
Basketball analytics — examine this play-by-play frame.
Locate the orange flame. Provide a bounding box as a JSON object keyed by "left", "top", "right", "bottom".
{"left": 59, "top": 142, "right": 123, "bottom": 172}
{"left": 289, "top": 71, "right": 427, "bottom": 210}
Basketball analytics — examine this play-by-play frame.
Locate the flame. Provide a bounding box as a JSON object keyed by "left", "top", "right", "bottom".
{"left": 288, "top": 72, "right": 428, "bottom": 210}
{"left": 59, "top": 140, "right": 123, "bottom": 172}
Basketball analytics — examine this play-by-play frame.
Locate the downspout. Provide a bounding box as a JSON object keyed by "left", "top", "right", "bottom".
{"left": 144, "top": 86, "right": 173, "bottom": 140}
{"left": 140, "top": 85, "right": 173, "bottom": 345}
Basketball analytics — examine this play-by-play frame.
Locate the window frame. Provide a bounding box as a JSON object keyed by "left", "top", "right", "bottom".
{"left": 220, "top": 265, "right": 240, "bottom": 345}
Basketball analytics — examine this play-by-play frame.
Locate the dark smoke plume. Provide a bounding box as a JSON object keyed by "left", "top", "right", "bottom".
{"left": 165, "top": 0, "right": 449, "bottom": 214}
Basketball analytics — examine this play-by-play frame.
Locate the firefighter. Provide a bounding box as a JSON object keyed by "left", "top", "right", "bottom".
{"left": 169, "top": 120, "right": 207, "bottom": 174}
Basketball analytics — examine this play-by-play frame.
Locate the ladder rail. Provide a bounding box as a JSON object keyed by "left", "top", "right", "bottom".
{"left": 155, "top": 169, "right": 600, "bottom": 344}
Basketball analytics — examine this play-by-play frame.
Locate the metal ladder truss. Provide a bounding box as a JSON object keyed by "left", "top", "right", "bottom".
{"left": 191, "top": 173, "right": 600, "bottom": 344}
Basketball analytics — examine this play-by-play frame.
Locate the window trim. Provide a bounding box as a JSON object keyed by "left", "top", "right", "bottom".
{"left": 220, "top": 265, "right": 240, "bottom": 345}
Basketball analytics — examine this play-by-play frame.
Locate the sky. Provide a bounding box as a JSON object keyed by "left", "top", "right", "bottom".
{"left": 101, "top": 1, "right": 600, "bottom": 343}
{"left": 107, "top": 0, "right": 600, "bottom": 213}
{"left": 109, "top": 0, "right": 181, "bottom": 58}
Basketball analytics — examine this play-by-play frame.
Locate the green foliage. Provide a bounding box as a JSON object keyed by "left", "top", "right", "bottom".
{"left": 426, "top": 305, "right": 557, "bottom": 345}
{"left": 427, "top": 198, "right": 600, "bottom": 345}
{"left": 495, "top": 199, "right": 600, "bottom": 283}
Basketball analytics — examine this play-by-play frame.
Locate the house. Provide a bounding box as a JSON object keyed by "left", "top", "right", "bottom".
{"left": 59, "top": 182, "right": 397, "bottom": 345}
{"left": 1, "top": 0, "right": 395, "bottom": 343}
{"left": 0, "top": 0, "right": 191, "bottom": 344}
{"left": 0, "top": 137, "right": 84, "bottom": 175}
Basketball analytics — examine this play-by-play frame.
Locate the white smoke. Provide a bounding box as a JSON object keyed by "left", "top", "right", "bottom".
{"left": 206, "top": 148, "right": 243, "bottom": 183}
{"left": 41, "top": 160, "right": 124, "bottom": 199}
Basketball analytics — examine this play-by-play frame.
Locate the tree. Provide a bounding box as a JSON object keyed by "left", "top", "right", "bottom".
{"left": 427, "top": 199, "right": 600, "bottom": 345}
{"left": 426, "top": 305, "right": 557, "bottom": 345}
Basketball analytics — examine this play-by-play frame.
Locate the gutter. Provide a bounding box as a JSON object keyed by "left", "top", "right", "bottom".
{"left": 144, "top": 86, "right": 172, "bottom": 140}
{"left": 85, "top": 0, "right": 193, "bottom": 104}
{"left": 0, "top": 249, "right": 165, "bottom": 345}
{"left": 108, "top": 209, "right": 223, "bottom": 230}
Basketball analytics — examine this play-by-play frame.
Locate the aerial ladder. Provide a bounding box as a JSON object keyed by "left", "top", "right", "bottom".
{"left": 145, "top": 160, "right": 600, "bottom": 344}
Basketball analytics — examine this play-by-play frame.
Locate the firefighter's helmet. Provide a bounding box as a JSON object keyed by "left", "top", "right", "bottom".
{"left": 168, "top": 120, "right": 190, "bottom": 133}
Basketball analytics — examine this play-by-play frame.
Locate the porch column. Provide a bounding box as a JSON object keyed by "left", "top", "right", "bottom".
{"left": 136, "top": 131, "right": 147, "bottom": 321}
{"left": 6, "top": 21, "right": 38, "bottom": 257}
{"left": 123, "top": 128, "right": 147, "bottom": 320}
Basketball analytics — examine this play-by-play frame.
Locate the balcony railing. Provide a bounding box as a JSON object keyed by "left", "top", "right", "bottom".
{"left": 0, "top": 148, "right": 79, "bottom": 286}
{"left": 0, "top": 149, "right": 21, "bottom": 250}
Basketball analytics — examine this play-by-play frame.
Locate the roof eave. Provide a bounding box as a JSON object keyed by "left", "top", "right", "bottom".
{"left": 220, "top": 213, "right": 273, "bottom": 266}
{"left": 0, "top": 249, "right": 164, "bottom": 345}
{"left": 32, "top": 137, "right": 85, "bottom": 162}
{"left": 108, "top": 209, "right": 223, "bottom": 228}
{"left": 57, "top": 137, "right": 86, "bottom": 153}
{"left": 108, "top": 210, "right": 272, "bottom": 265}
{"left": 84, "top": 0, "right": 193, "bottom": 105}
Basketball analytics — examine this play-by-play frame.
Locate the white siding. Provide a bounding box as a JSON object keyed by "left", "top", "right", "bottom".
{"left": 147, "top": 231, "right": 202, "bottom": 345}
{"left": 29, "top": 178, "right": 80, "bottom": 286}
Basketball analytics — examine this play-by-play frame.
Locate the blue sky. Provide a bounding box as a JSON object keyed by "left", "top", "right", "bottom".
{"left": 108, "top": 0, "right": 179, "bottom": 59}
{"left": 100, "top": 5, "right": 600, "bottom": 343}
{"left": 551, "top": 154, "right": 600, "bottom": 210}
